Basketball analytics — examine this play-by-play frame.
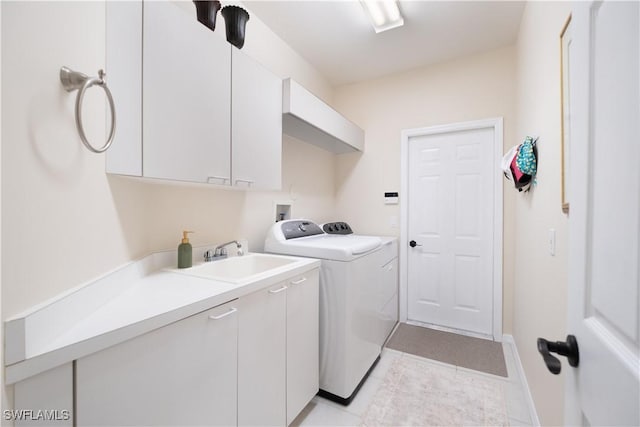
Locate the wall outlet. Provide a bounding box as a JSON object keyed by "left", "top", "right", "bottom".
{"left": 548, "top": 228, "right": 556, "bottom": 256}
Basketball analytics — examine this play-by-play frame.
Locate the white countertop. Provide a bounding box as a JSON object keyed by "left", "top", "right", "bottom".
{"left": 4, "top": 250, "right": 320, "bottom": 385}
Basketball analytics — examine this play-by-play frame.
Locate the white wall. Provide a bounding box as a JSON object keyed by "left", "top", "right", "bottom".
{"left": 0, "top": 0, "right": 5, "bottom": 420}
{"left": 137, "top": 136, "right": 336, "bottom": 253}
{"left": 332, "top": 46, "right": 517, "bottom": 334}
{"left": 1, "top": 2, "right": 335, "bottom": 412}
{"left": 513, "top": 2, "right": 571, "bottom": 425}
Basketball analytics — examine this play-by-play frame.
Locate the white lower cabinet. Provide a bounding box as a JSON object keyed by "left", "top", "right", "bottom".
{"left": 76, "top": 300, "right": 239, "bottom": 426}
{"left": 14, "top": 363, "right": 73, "bottom": 426}
{"left": 238, "top": 282, "right": 287, "bottom": 426}
{"left": 237, "top": 270, "right": 320, "bottom": 426}
{"left": 286, "top": 270, "right": 320, "bottom": 425}
{"left": 73, "top": 268, "right": 319, "bottom": 426}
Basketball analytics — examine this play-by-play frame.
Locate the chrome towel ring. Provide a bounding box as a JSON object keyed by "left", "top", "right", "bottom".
{"left": 60, "top": 66, "right": 116, "bottom": 153}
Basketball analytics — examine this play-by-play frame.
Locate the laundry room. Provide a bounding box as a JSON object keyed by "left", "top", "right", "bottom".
{"left": 1, "top": 1, "right": 638, "bottom": 426}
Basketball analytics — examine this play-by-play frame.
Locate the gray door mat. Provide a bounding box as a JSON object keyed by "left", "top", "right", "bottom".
{"left": 385, "top": 323, "right": 508, "bottom": 377}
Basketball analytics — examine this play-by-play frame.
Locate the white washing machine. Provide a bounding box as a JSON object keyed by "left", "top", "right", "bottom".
{"left": 265, "top": 219, "right": 398, "bottom": 404}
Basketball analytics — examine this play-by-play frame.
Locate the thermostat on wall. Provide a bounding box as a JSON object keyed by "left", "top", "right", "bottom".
{"left": 384, "top": 192, "right": 399, "bottom": 205}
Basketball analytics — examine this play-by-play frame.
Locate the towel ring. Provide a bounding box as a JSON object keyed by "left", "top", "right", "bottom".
{"left": 60, "top": 66, "right": 116, "bottom": 153}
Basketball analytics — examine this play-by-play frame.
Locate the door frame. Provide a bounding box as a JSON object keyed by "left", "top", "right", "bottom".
{"left": 399, "top": 117, "right": 504, "bottom": 341}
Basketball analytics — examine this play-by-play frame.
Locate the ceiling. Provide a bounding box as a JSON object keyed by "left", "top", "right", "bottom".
{"left": 243, "top": 1, "right": 526, "bottom": 86}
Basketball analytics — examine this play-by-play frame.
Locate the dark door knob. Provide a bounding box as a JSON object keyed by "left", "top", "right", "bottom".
{"left": 537, "top": 334, "right": 579, "bottom": 375}
{"left": 409, "top": 240, "right": 422, "bottom": 248}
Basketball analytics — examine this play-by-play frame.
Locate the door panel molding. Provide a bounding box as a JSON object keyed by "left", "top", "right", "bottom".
{"left": 565, "top": 1, "right": 639, "bottom": 424}
{"left": 400, "top": 117, "right": 504, "bottom": 341}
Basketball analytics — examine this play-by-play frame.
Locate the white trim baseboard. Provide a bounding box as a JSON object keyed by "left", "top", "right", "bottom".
{"left": 503, "top": 334, "right": 541, "bottom": 426}
{"left": 406, "top": 320, "right": 495, "bottom": 342}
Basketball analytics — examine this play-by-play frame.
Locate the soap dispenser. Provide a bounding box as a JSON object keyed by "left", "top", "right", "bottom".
{"left": 178, "top": 231, "right": 194, "bottom": 268}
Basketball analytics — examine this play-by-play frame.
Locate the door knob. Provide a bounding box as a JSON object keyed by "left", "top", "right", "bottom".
{"left": 537, "top": 334, "right": 579, "bottom": 375}
{"left": 409, "top": 240, "right": 422, "bottom": 248}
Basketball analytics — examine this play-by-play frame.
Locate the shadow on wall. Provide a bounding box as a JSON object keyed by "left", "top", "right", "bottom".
{"left": 335, "top": 151, "right": 362, "bottom": 192}
{"left": 106, "top": 136, "right": 337, "bottom": 258}
{"left": 27, "top": 83, "right": 86, "bottom": 185}
{"left": 106, "top": 175, "right": 154, "bottom": 260}
{"left": 107, "top": 175, "right": 248, "bottom": 257}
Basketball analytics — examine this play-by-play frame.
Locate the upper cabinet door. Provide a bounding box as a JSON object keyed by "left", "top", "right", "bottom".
{"left": 143, "top": 1, "right": 231, "bottom": 184}
{"left": 231, "top": 48, "right": 282, "bottom": 190}
{"left": 105, "top": 1, "right": 142, "bottom": 176}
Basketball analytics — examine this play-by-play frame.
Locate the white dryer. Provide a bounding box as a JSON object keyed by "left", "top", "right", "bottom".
{"left": 265, "top": 220, "right": 398, "bottom": 404}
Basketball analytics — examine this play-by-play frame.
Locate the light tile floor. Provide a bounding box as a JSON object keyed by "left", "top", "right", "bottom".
{"left": 291, "top": 342, "right": 534, "bottom": 427}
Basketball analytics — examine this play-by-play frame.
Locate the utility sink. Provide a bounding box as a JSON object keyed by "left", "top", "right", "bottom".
{"left": 173, "top": 253, "right": 299, "bottom": 283}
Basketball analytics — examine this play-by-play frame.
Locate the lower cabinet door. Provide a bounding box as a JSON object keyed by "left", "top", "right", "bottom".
{"left": 14, "top": 363, "right": 73, "bottom": 426}
{"left": 286, "top": 270, "right": 320, "bottom": 425}
{"left": 238, "top": 282, "right": 287, "bottom": 426}
{"left": 76, "top": 300, "right": 238, "bottom": 426}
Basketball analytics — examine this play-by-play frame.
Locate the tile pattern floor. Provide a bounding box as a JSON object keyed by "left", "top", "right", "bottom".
{"left": 291, "top": 342, "right": 533, "bottom": 427}
{"left": 361, "top": 356, "right": 508, "bottom": 426}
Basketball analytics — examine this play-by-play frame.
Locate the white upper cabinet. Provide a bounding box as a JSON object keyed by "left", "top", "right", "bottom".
{"left": 232, "top": 48, "right": 282, "bottom": 190}
{"left": 282, "top": 78, "right": 364, "bottom": 154}
{"left": 106, "top": 0, "right": 282, "bottom": 190}
{"left": 105, "top": 1, "right": 142, "bottom": 176}
{"left": 143, "top": 1, "right": 231, "bottom": 184}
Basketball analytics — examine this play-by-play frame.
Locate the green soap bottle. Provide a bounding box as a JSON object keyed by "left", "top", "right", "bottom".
{"left": 178, "top": 230, "right": 194, "bottom": 268}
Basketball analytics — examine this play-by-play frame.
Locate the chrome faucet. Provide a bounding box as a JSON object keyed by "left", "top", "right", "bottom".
{"left": 204, "top": 240, "right": 244, "bottom": 262}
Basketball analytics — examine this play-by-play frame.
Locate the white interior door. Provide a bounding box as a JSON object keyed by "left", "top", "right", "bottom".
{"left": 564, "top": 1, "right": 640, "bottom": 425}
{"left": 407, "top": 124, "right": 496, "bottom": 337}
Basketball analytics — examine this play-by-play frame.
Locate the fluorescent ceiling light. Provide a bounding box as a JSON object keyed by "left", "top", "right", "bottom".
{"left": 360, "top": 0, "right": 404, "bottom": 33}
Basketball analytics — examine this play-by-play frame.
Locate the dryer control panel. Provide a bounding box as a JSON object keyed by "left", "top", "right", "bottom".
{"left": 281, "top": 220, "right": 324, "bottom": 240}
{"left": 323, "top": 222, "right": 353, "bottom": 235}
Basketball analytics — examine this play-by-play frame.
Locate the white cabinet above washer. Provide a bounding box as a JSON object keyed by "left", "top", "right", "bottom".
{"left": 283, "top": 79, "right": 364, "bottom": 154}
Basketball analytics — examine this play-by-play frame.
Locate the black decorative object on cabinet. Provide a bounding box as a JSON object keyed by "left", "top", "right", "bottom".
{"left": 193, "top": 0, "right": 221, "bottom": 32}
{"left": 221, "top": 5, "right": 250, "bottom": 49}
